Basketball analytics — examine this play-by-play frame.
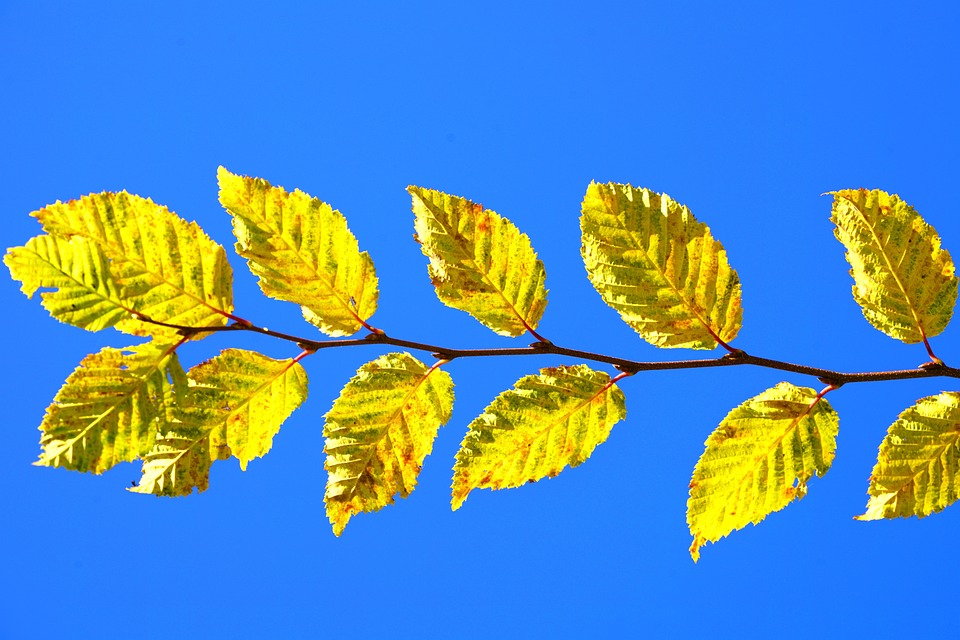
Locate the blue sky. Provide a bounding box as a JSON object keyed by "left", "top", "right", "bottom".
{"left": 2, "top": 2, "right": 959, "bottom": 638}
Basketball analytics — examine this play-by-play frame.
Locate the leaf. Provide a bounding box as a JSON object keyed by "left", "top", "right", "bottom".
{"left": 856, "top": 392, "right": 960, "bottom": 521}
{"left": 28, "top": 191, "right": 234, "bottom": 339}
{"left": 687, "top": 382, "right": 838, "bottom": 562}
{"left": 131, "top": 348, "right": 308, "bottom": 496}
{"left": 130, "top": 423, "right": 226, "bottom": 497}
{"left": 5, "top": 234, "right": 130, "bottom": 332}
{"left": 218, "top": 167, "right": 378, "bottom": 337}
{"left": 580, "top": 182, "right": 742, "bottom": 349}
{"left": 451, "top": 364, "right": 625, "bottom": 510}
{"left": 35, "top": 342, "right": 184, "bottom": 474}
{"left": 324, "top": 352, "right": 454, "bottom": 536}
{"left": 408, "top": 186, "right": 548, "bottom": 337}
{"left": 830, "top": 189, "right": 957, "bottom": 344}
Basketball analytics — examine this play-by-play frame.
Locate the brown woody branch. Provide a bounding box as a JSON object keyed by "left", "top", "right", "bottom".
{"left": 132, "top": 313, "right": 960, "bottom": 388}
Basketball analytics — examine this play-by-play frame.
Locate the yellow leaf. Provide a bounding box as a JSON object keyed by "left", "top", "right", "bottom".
{"left": 451, "top": 364, "right": 625, "bottom": 510}
{"left": 687, "top": 382, "right": 838, "bottom": 562}
{"left": 324, "top": 353, "right": 454, "bottom": 536}
{"left": 580, "top": 182, "right": 742, "bottom": 349}
{"left": 408, "top": 186, "right": 548, "bottom": 337}
{"left": 28, "top": 191, "right": 234, "bottom": 340}
{"left": 5, "top": 235, "right": 130, "bottom": 332}
{"left": 35, "top": 342, "right": 183, "bottom": 474}
{"left": 130, "top": 425, "right": 225, "bottom": 497}
{"left": 856, "top": 392, "right": 960, "bottom": 521}
{"left": 131, "top": 348, "right": 307, "bottom": 496}
{"left": 830, "top": 189, "right": 957, "bottom": 344}
{"left": 218, "top": 167, "right": 378, "bottom": 337}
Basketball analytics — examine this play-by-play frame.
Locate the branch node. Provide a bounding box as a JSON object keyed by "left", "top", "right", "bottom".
{"left": 722, "top": 349, "right": 747, "bottom": 361}
{"left": 817, "top": 376, "right": 844, "bottom": 389}
{"left": 920, "top": 359, "right": 946, "bottom": 371}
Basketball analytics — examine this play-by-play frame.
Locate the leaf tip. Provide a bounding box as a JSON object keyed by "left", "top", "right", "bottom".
{"left": 451, "top": 485, "right": 469, "bottom": 511}
{"left": 126, "top": 483, "right": 149, "bottom": 495}
{"left": 407, "top": 185, "right": 427, "bottom": 202}
{"left": 689, "top": 536, "right": 704, "bottom": 563}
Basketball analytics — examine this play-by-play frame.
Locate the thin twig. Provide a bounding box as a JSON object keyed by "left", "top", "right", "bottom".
{"left": 132, "top": 313, "right": 960, "bottom": 386}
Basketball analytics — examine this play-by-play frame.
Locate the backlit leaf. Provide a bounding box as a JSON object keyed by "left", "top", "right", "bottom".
{"left": 130, "top": 423, "right": 225, "bottom": 497}
{"left": 324, "top": 352, "right": 454, "bottom": 536}
{"left": 131, "top": 348, "right": 308, "bottom": 496}
{"left": 451, "top": 364, "right": 625, "bottom": 510}
{"left": 6, "top": 234, "right": 130, "bottom": 332}
{"left": 28, "top": 191, "right": 234, "bottom": 339}
{"left": 218, "top": 167, "right": 378, "bottom": 337}
{"left": 35, "top": 342, "right": 184, "bottom": 474}
{"left": 580, "top": 182, "right": 742, "bottom": 349}
{"left": 830, "top": 189, "right": 957, "bottom": 343}
{"left": 408, "top": 186, "right": 548, "bottom": 337}
{"left": 687, "top": 382, "right": 838, "bottom": 562}
{"left": 856, "top": 392, "right": 960, "bottom": 521}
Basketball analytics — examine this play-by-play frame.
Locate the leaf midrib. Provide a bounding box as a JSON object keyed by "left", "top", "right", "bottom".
{"left": 705, "top": 393, "right": 828, "bottom": 531}
{"left": 838, "top": 193, "right": 926, "bottom": 338}
{"left": 415, "top": 190, "right": 535, "bottom": 335}
{"left": 232, "top": 188, "right": 367, "bottom": 332}
{"left": 587, "top": 190, "right": 721, "bottom": 346}
{"left": 38, "top": 197, "right": 232, "bottom": 323}
{"left": 24, "top": 238, "right": 133, "bottom": 317}
{"left": 140, "top": 357, "right": 299, "bottom": 489}
{"left": 871, "top": 412, "right": 960, "bottom": 514}
{"left": 464, "top": 374, "right": 617, "bottom": 490}
{"left": 327, "top": 364, "right": 438, "bottom": 500}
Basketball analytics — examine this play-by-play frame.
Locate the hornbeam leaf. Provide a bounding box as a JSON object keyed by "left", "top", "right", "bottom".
{"left": 324, "top": 352, "right": 454, "bottom": 536}
{"left": 218, "top": 167, "right": 378, "bottom": 337}
{"left": 451, "top": 364, "right": 625, "bottom": 510}
{"left": 687, "top": 382, "right": 838, "bottom": 562}
{"left": 6, "top": 235, "right": 129, "bottom": 332}
{"left": 408, "top": 186, "right": 548, "bottom": 337}
{"left": 856, "top": 392, "right": 960, "bottom": 521}
{"left": 29, "top": 191, "right": 234, "bottom": 340}
{"left": 35, "top": 342, "right": 184, "bottom": 474}
{"left": 130, "top": 422, "right": 225, "bottom": 497}
{"left": 830, "top": 189, "right": 957, "bottom": 344}
{"left": 186, "top": 348, "right": 309, "bottom": 470}
{"left": 580, "top": 182, "right": 742, "bottom": 349}
{"left": 131, "top": 348, "right": 308, "bottom": 496}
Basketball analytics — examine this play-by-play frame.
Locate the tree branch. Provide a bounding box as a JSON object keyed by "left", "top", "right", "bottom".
{"left": 133, "top": 313, "right": 960, "bottom": 386}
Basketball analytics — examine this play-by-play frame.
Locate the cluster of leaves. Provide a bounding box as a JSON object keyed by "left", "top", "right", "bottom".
{"left": 6, "top": 168, "right": 960, "bottom": 561}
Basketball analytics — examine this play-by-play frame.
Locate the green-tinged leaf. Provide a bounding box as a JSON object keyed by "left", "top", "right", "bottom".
{"left": 451, "top": 364, "right": 625, "bottom": 510}
{"left": 830, "top": 189, "right": 957, "bottom": 344}
{"left": 6, "top": 235, "right": 129, "bottom": 332}
{"left": 218, "top": 167, "right": 378, "bottom": 337}
{"left": 408, "top": 186, "right": 548, "bottom": 337}
{"left": 324, "top": 352, "right": 454, "bottom": 536}
{"left": 29, "top": 191, "right": 233, "bottom": 339}
{"left": 131, "top": 348, "right": 308, "bottom": 496}
{"left": 130, "top": 423, "right": 226, "bottom": 497}
{"left": 580, "top": 182, "right": 742, "bottom": 349}
{"left": 856, "top": 392, "right": 960, "bottom": 521}
{"left": 35, "top": 342, "right": 184, "bottom": 474}
{"left": 687, "top": 382, "right": 838, "bottom": 562}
